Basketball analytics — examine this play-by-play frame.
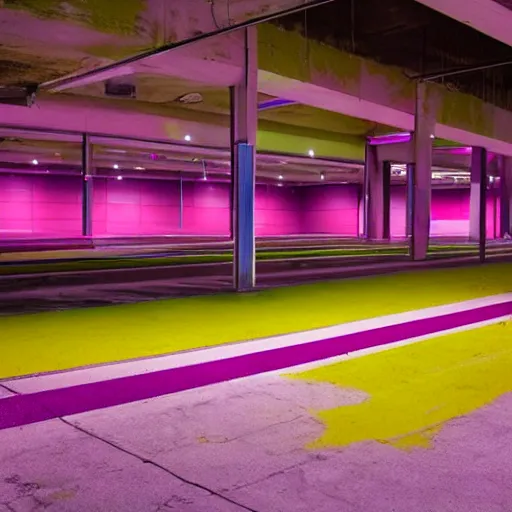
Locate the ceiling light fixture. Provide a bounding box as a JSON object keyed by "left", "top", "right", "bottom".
{"left": 134, "top": 166, "right": 145, "bottom": 171}
{"left": 31, "top": 159, "right": 38, "bottom": 165}
{"left": 320, "top": 173, "right": 325, "bottom": 181}
{"left": 308, "top": 149, "right": 315, "bottom": 158}
{"left": 113, "top": 164, "right": 119, "bottom": 170}
{"left": 201, "top": 159, "right": 207, "bottom": 181}
{"left": 184, "top": 134, "right": 192, "bottom": 142}
{"left": 278, "top": 175, "right": 283, "bottom": 180}
{"left": 117, "top": 176, "right": 123, "bottom": 181}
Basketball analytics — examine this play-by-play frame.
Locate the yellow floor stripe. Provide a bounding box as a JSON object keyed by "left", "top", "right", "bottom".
{"left": 289, "top": 321, "right": 512, "bottom": 450}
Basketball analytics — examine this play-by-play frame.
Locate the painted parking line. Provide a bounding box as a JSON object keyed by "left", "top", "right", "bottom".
{"left": 0, "top": 299, "right": 510, "bottom": 431}
{"left": 6, "top": 293, "right": 512, "bottom": 394}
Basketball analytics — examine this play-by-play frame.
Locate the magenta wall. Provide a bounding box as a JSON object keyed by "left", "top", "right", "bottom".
{"left": 93, "top": 178, "right": 181, "bottom": 236}
{"left": 390, "top": 186, "right": 407, "bottom": 238}
{"left": 0, "top": 174, "right": 82, "bottom": 238}
{"left": 0, "top": 174, "right": 502, "bottom": 240}
{"left": 430, "top": 188, "right": 498, "bottom": 239}
{"left": 256, "top": 185, "right": 302, "bottom": 235}
{"left": 0, "top": 174, "right": 303, "bottom": 238}
{"left": 301, "top": 185, "right": 359, "bottom": 235}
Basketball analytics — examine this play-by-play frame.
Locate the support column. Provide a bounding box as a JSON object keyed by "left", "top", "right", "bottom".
{"left": 179, "top": 175, "right": 184, "bottom": 230}
{"left": 406, "top": 164, "right": 414, "bottom": 237}
{"left": 469, "top": 147, "right": 487, "bottom": 261}
{"left": 500, "top": 156, "right": 512, "bottom": 237}
{"left": 382, "top": 161, "right": 391, "bottom": 240}
{"left": 81, "top": 133, "right": 93, "bottom": 237}
{"left": 231, "top": 26, "right": 257, "bottom": 291}
{"left": 364, "top": 144, "right": 390, "bottom": 240}
{"left": 411, "top": 82, "right": 434, "bottom": 260}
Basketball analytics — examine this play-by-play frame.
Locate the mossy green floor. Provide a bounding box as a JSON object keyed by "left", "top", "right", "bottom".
{"left": 0, "top": 263, "right": 511, "bottom": 379}
{"left": 0, "top": 244, "right": 480, "bottom": 276}
{"left": 289, "top": 321, "right": 512, "bottom": 450}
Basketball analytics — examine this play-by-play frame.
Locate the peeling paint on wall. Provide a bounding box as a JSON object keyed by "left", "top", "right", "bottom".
{"left": 435, "top": 85, "right": 494, "bottom": 139}
{"left": 259, "top": 23, "right": 509, "bottom": 142}
{"left": 5, "top": 0, "right": 145, "bottom": 35}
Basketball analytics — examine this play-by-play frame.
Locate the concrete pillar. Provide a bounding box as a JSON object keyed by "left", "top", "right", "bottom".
{"left": 406, "top": 164, "right": 414, "bottom": 237}
{"left": 81, "top": 133, "right": 93, "bottom": 237}
{"left": 469, "top": 147, "right": 487, "bottom": 261}
{"left": 411, "top": 82, "right": 434, "bottom": 261}
{"left": 231, "top": 26, "right": 257, "bottom": 291}
{"left": 500, "top": 156, "right": 512, "bottom": 237}
{"left": 364, "top": 144, "right": 390, "bottom": 240}
{"left": 382, "top": 161, "right": 391, "bottom": 239}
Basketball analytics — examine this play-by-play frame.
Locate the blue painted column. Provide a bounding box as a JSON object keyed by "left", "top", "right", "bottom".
{"left": 231, "top": 26, "right": 257, "bottom": 291}
{"left": 81, "top": 133, "right": 93, "bottom": 237}
{"left": 411, "top": 82, "right": 434, "bottom": 261}
{"left": 469, "top": 146, "right": 487, "bottom": 262}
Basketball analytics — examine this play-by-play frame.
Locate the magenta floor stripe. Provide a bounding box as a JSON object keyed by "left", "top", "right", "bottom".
{"left": 0, "top": 301, "right": 510, "bottom": 430}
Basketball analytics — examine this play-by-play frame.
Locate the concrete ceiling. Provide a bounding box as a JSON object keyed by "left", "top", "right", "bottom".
{"left": 277, "top": 0, "right": 512, "bottom": 111}
{"left": 0, "top": 0, "right": 402, "bottom": 155}
{"left": 63, "top": 72, "right": 396, "bottom": 138}
{"left": 0, "top": 132, "right": 366, "bottom": 184}
{"left": 494, "top": 0, "right": 512, "bottom": 8}
{"left": 0, "top": 0, "right": 325, "bottom": 85}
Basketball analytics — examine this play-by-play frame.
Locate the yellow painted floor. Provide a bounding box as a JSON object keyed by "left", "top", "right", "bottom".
{"left": 290, "top": 320, "right": 512, "bottom": 450}
{"left": 1, "top": 263, "right": 511, "bottom": 379}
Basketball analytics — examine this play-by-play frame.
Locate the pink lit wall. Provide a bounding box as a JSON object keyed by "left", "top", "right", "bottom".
{"left": 256, "top": 185, "right": 302, "bottom": 235}
{"left": 430, "top": 189, "right": 498, "bottom": 239}
{"left": 390, "top": 186, "right": 407, "bottom": 238}
{"left": 0, "top": 174, "right": 82, "bottom": 238}
{"left": 431, "top": 189, "right": 470, "bottom": 237}
{"left": 301, "top": 185, "right": 359, "bottom": 236}
{"left": 0, "top": 174, "right": 502, "bottom": 240}
{"left": 0, "top": 174, "right": 303, "bottom": 238}
{"left": 93, "top": 178, "right": 181, "bottom": 236}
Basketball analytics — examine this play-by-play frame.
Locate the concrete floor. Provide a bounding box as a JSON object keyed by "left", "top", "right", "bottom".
{"left": 1, "top": 370, "right": 511, "bottom": 512}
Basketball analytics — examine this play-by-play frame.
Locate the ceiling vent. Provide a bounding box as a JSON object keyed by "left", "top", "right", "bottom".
{"left": 105, "top": 78, "right": 136, "bottom": 98}
{"left": 0, "top": 84, "right": 37, "bottom": 107}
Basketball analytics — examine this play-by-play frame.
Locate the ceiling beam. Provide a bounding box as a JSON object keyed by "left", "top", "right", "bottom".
{"left": 414, "top": 0, "right": 512, "bottom": 47}
{"left": 40, "top": 0, "right": 335, "bottom": 92}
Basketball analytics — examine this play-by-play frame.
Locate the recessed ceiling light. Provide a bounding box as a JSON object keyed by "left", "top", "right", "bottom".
{"left": 31, "top": 159, "right": 38, "bottom": 165}
{"left": 308, "top": 149, "right": 315, "bottom": 158}
{"left": 320, "top": 173, "right": 325, "bottom": 181}
{"left": 113, "top": 164, "right": 119, "bottom": 170}
{"left": 184, "top": 135, "right": 192, "bottom": 142}
{"left": 134, "top": 166, "right": 145, "bottom": 171}
{"left": 430, "top": 134, "right": 435, "bottom": 139}
{"left": 278, "top": 175, "right": 283, "bottom": 180}
{"left": 116, "top": 175, "right": 123, "bottom": 181}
